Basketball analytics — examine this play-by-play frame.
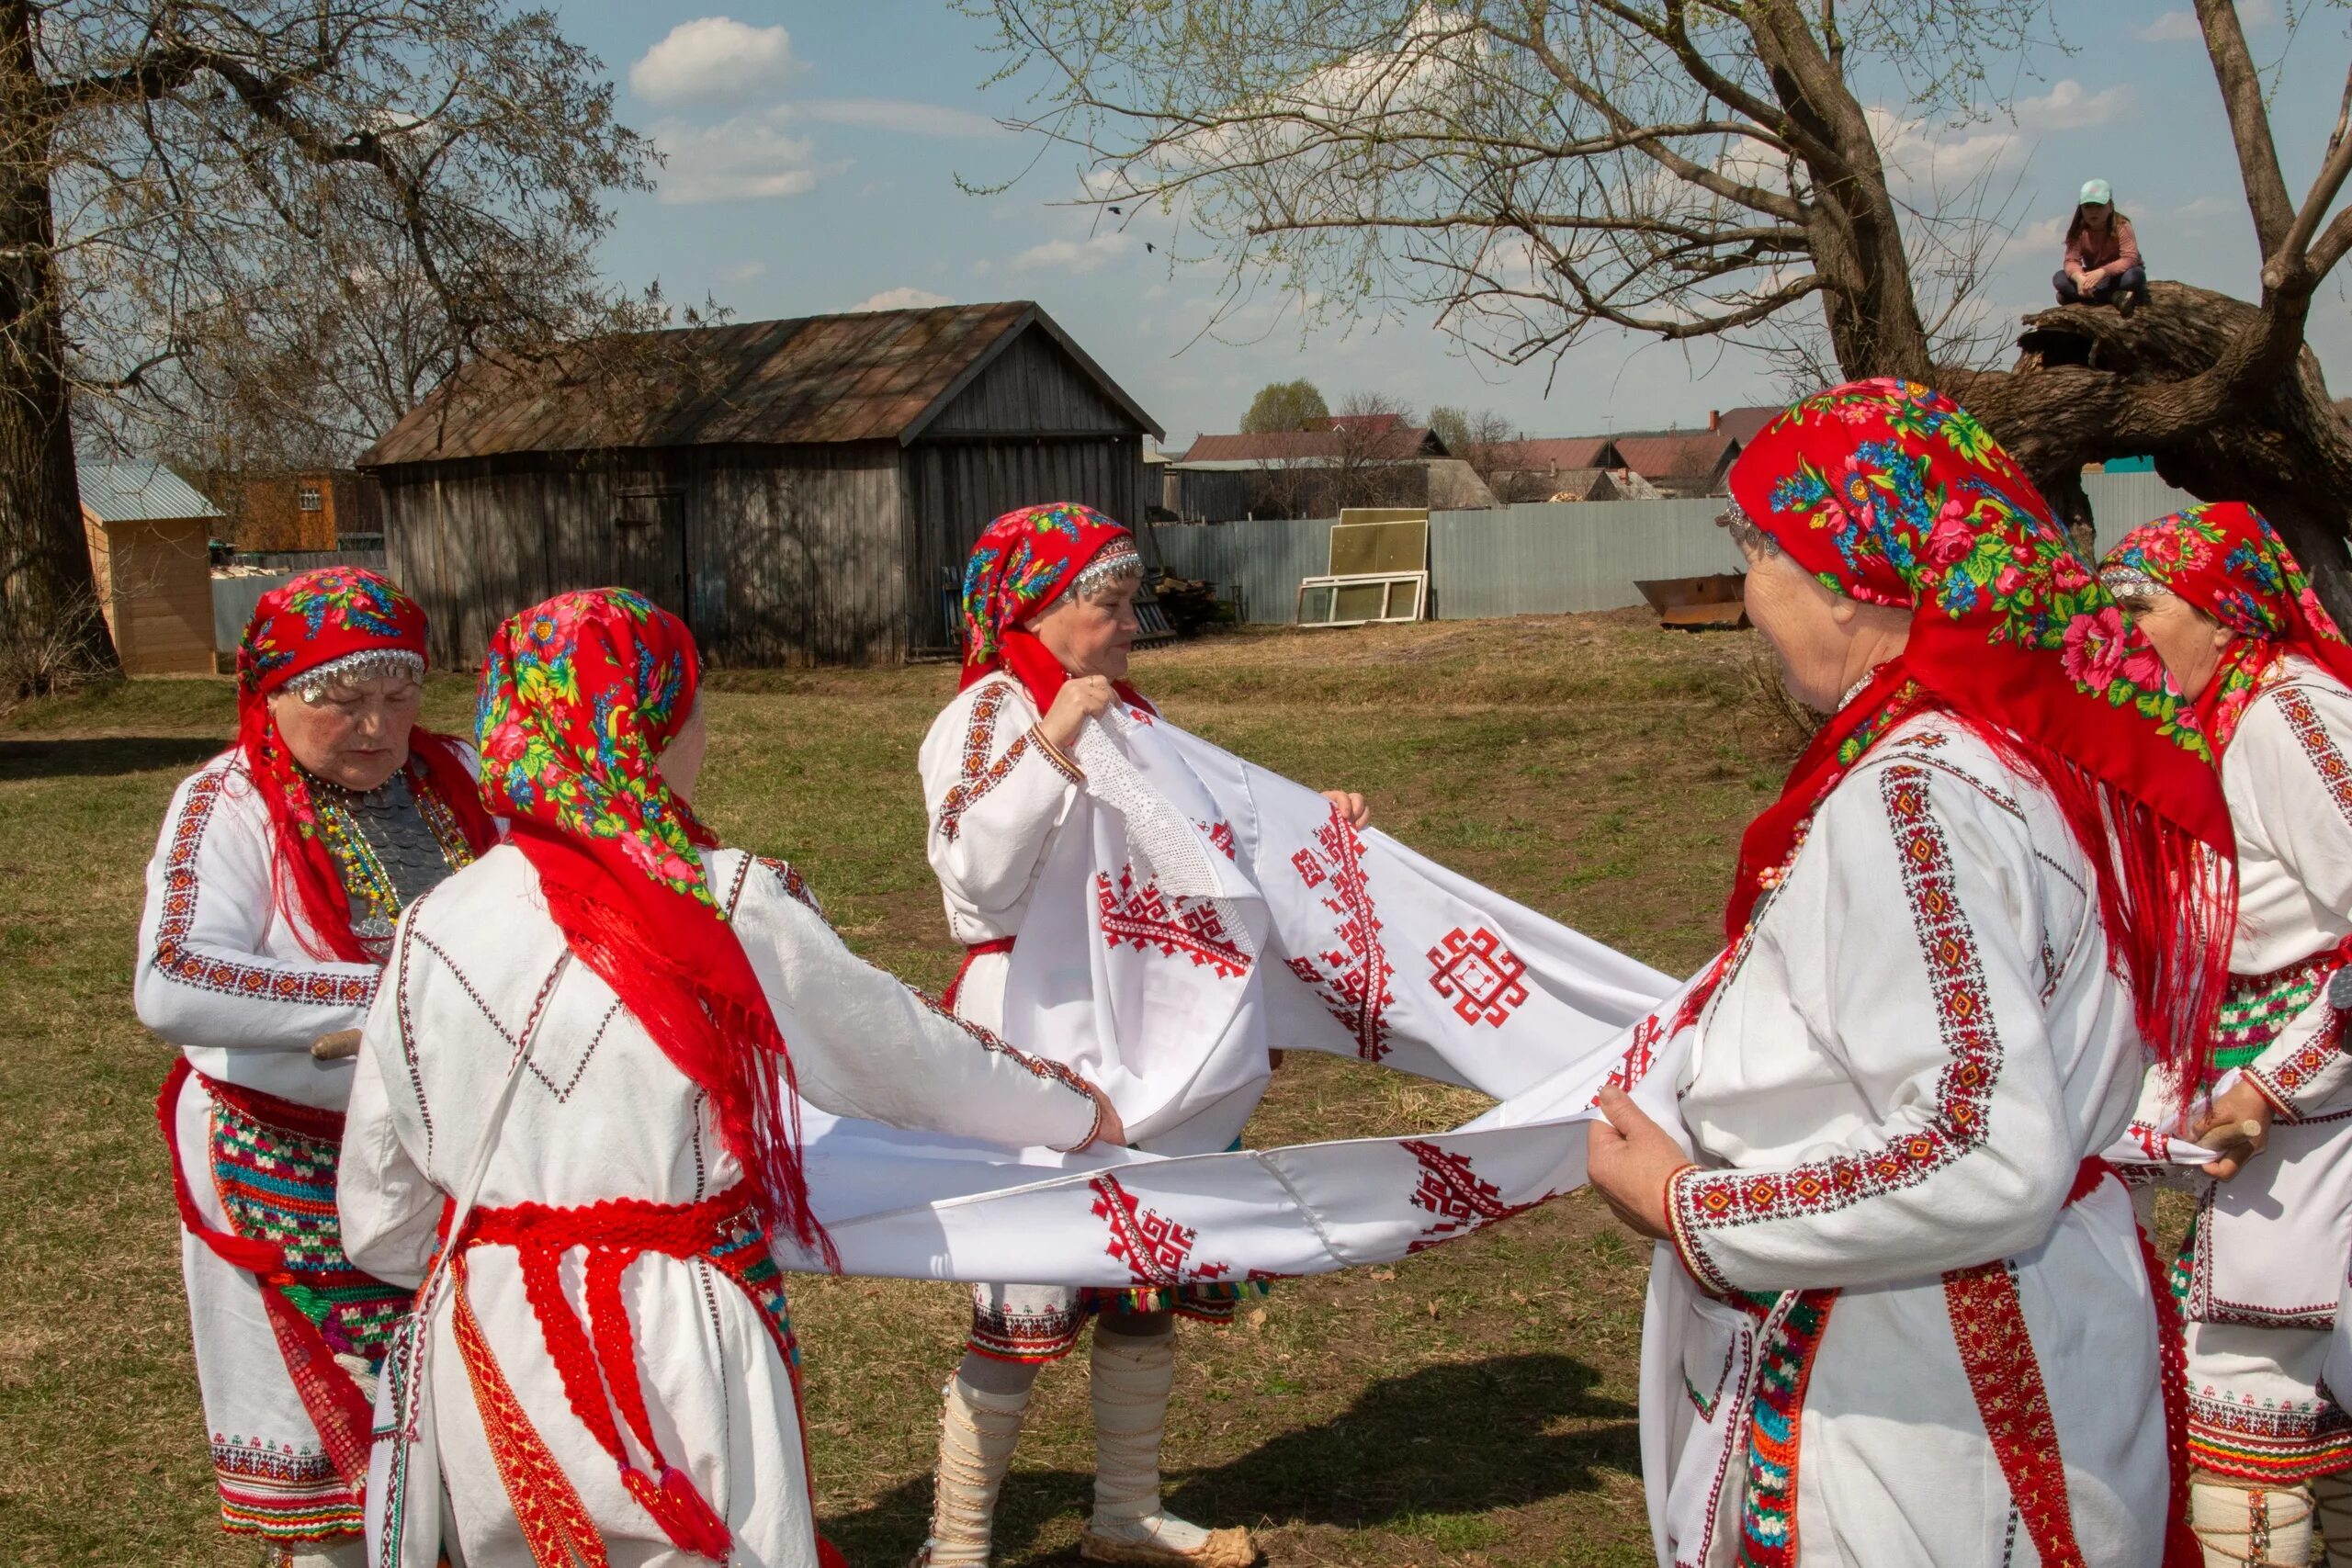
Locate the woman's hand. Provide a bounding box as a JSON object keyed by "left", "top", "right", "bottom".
{"left": 1587, "top": 1085, "right": 1694, "bottom": 1241}
{"left": 1319, "top": 789, "right": 1371, "bottom": 829}
{"left": 2190, "top": 1078, "right": 2278, "bottom": 1179}
{"left": 1039, "top": 675, "right": 1117, "bottom": 753}
{"left": 1074, "top": 1082, "right": 1128, "bottom": 1152}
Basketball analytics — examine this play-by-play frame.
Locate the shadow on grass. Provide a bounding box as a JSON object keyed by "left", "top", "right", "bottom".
{"left": 826, "top": 1351, "right": 1634, "bottom": 1565}
{"left": 0, "top": 736, "right": 222, "bottom": 780}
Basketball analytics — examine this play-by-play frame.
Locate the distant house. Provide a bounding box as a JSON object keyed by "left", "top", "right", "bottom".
{"left": 359, "top": 301, "right": 1161, "bottom": 664}
{"left": 1612, "top": 431, "right": 1740, "bottom": 498}
{"left": 233, "top": 469, "right": 384, "bottom": 554}
{"left": 79, "top": 461, "right": 222, "bottom": 675}
{"left": 1479, "top": 437, "right": 1624, "bottom": 502}
{"left": 1710, "top": 406, "right": 1781, "bottom": 446}
{"left": 1166, "top": 417, "right": 1481, "bottom": 519}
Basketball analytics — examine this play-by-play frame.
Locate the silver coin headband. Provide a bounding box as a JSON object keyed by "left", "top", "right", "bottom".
{"left": 289, "top": 649, "right": 427, "bottom": 703}
{"left": 1070, "top": 538, "right": 1144, "bottom": 603}
{"left": 2098, "top": 566, "right": 2164, "bottom": 603}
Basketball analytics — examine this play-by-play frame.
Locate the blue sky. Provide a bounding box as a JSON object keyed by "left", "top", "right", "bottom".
{"left": 552, "top": 0, "right": 2352, "bottom": 447}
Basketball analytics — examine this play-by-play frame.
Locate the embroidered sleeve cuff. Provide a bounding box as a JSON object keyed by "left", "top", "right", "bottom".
{"left": 2243, "top": 1064, "right": 2304, "bottom": 1122}
{"left": 1028, "top": 726, "right": 1084, "bottom": 787}
{"left": 1665, "top": 1165, "right": 1735, "bottom": 1295}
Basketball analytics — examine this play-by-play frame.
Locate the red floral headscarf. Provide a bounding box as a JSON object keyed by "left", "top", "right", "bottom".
{"left": 234, "top": 567, "right": 493, "bottom": 964}
{"left": 2100, "top": 502, "right": 2352, "bottom": 750}
{"left": 958, "top": 502, "right": 1151, "bottom": 711}
{"left": 1725, "top": 378, "right": 2233, "bottom": 1082}
{"left": 475, "top": 589, "right": 831, "bottom": 1269}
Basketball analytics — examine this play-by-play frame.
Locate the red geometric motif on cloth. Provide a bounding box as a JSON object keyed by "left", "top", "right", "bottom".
{"left": 1399, "top": 1139, "right": 1539, "bottom": 1252}
{"left": 1674, "top": 767, "right": 2000, "bottom": 1247}
{"left": 1093, "top": 865, "right": 1254, "bottom": 978}
{"left": 447, "top": 1182, "right": 804, "bottom": 1562}
{"left": 1942, "top": 1261, "right": 2088, "bottom": 1568}
{"left": 451, "top": 1251, "right": 612, "bottom": 1568}
{"left": 155, "top": 1058, "right": 379, "bottom": 1501}
{"left": 936, "top": 682, "right": 1027, "bottom": 845}
{"left": 2276, "top": 685, "right": 2352, "bottom": 831}
{"left": 1087, "top": 1173, "right": 1229, "bottom": 1288}
{"left": 1282, "top": 804, "right": 1396, "bottom": 1061}
{"left": 1592, "top": 1013, "right": 1664, "bottom": 1104}
{"left": 1427, "top": 925, "right": 1531, "bottom": 1027}
{"left": 1198, "top": 819, "right": 1237, "bottom": 859}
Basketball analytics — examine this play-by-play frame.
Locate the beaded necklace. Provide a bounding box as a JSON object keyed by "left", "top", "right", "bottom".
{"left": 306, "top": 760, "right": 480, "bottom": 944}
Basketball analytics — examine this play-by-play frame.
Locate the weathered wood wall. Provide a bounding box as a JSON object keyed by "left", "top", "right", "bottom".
{"left": 380, "top": 441, "right": 906, "bottom": 668}
{"left": 83, "top": 513, "right": 216, "bottom": 674}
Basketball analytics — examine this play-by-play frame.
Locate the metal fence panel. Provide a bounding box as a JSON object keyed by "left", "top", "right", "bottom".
{"left": 1140, "top": 472, "right": 2210, "bottom": 629}
{"left": 212, "top": 572, "right": 299, "bottom": 650}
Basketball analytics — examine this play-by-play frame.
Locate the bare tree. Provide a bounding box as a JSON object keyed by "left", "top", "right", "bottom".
{"left": 1428, "top": 401, "right": 1521, "bottom": 492}
{"left": 965, "top": 0, "right": 2352, "bottom": 611}
{"left": 0, "top": 1, "right": 657, "bottom": 694}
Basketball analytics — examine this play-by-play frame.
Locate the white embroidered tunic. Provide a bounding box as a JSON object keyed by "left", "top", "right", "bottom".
{"left": 917, "top": 673, "right": 1086, "bottom": 1035}
{"left": 135, "top": 747, "right": 479, "bottom": 1544}
{"left": 338, "top": 843, "right": 1096, "bottom": 1566}
{"left": 2163, "top": 653, "right": 2352, "bottom": 1482}
{"left": 1652, "top": 712, "right": 2168, "bottom": 1567}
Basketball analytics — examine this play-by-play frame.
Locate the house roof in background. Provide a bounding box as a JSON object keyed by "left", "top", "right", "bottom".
{"left": 77, "top": 461, "right": 224, "bottom": 525}
{"left": 1613, "top": 431, "right": 1740, "bottom": 480}
{"left": 1713, "top": 406, "right": 1780, "bottom": 446}
{"left": 360, "top": 301, "right": 1160, "bottom": 465}
{"left": 1176, "top": 424, "right": 1445, "bottom": 465}
{"left": 1484, "top": 436, "right": 1620, "bottom": 472}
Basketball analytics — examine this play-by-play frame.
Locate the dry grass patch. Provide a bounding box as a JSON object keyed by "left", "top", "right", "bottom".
{"left": 0, "top": 612, "right": 1789, "bottom": 1566}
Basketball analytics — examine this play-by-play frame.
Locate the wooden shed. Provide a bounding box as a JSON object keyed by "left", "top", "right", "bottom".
{"left": 358, "top": 301, "right": 1163, "bottom": 666}
{"left": 79, "top": 461, "right": 222, "bottom": 675}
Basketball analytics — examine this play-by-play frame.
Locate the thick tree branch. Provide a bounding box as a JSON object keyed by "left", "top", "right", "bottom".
{"left": 2197, "top": 0, "right": 2297, "bottom": 256}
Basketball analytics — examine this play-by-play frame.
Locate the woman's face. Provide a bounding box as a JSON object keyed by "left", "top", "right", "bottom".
{"left": 2117, "top": 592, "right": 2233, "bottom": 702}
{"left": 1032, "top": 575, "right": 1140, "bottom": 680}
{"left": 2082, "top": 201, "right": 2112, "bottom": 231}
{"left": 1742, "top": 547, "right": 1860, "bottom": 712}
{"left": 657, "top": 700, "right": 709, "bottom": 803}
{"left": 268, "top": 671, "right": 422, "bottom": 791}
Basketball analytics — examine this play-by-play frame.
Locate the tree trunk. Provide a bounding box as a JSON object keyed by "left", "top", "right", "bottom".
{"left": 1942, "top": 280, "right": 2352, "bottom": 626}
{"left": 0, "top": 0, "right": 113, "bottom": 696}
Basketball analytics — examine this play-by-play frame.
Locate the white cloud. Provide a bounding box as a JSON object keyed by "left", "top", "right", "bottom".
{"left": 1868, "top": 106, "right": 2021, "bottom": 192}
{"left": 799, "top": 99, "right": 1000, "bottom": 138}
{"left": 650, "top": 115, "right": 817, "bottom": 204}
{"left": 1010, "top": 232, "right": 1133, "bottom": 276}
{"left": 2017, "top": 79, "right": 2134, "bottom": 132}
{"left": 2138, "top": 10, "right": 2201, "bottom": 41}
{"left": 851, "top": 287, "right": 955, "bottom": 311}
{"left": 719, "top": 261, "right": 768, "bottom": 283}
{"left": 630, "top": 17, "right": 794, "bottom": 107}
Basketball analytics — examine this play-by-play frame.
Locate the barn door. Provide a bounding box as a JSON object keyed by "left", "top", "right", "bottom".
{"left": 614, "top": 485, "right": 688, "bottom": 624}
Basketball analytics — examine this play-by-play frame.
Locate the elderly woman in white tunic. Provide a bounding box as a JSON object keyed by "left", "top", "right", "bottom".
{"left": 1587, "top": 381, "right": 2234, "bottom": 1568}
{"left": 915, "top": 502, "right": 1367, "bottom": 1568}
{"left": 337, "top": 589, "right": 1122, "bottom": 1568}
{"left": 137, "top": 569, "right": 496, "bottom": 1567}
{"left": 2102, "top": 502, "right": 2352, "bottom": 1566}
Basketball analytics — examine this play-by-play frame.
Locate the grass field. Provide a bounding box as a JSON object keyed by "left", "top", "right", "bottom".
{"left": 0, "top": 610, "right": 1805, "bottom": 1568}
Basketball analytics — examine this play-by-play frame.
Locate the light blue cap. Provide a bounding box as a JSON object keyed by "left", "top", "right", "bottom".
{"left": 2079, "top": 177, "right": 2112, "bottom": 207}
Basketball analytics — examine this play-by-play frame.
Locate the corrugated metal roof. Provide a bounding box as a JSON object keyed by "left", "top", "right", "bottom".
{"left": 1485, "top": 436, "right": 1619, "bottom": 472}
{"left": 1713, "top": 406, "right": 1780, "bottom": 446}
{"left": 1177, "top": 426, "right": 1442, "bottom": 464}
{"left": 1614, "top": 432, "right": 1738, "bottom": 480}
{"left": 76, "top": 460, "right": 225, "bottom": 524}
{"left": 360, "top": 301, "right": 1158, "bottom": 465}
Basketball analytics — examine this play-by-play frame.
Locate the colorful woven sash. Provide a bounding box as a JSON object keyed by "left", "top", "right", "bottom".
{"left": 157, "top": 1057, "right": 406, "bottom": 1500}
{"left": 2211, "top": 941, "right": 2352, "bottom": 1077}
{"left": 446, "top": 1180, "right": 809, "bottom": 1567}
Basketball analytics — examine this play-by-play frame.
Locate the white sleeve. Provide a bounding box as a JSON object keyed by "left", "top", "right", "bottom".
{"left": 719, "top": 852, "right": 1099, "bottom": 1149}
{"left": 2232, "top": 684, "right": 2352, "bottom": 1114}
{"left": 335, "top": 918, "right": 441, "bottom": 1289}
{"left": 1666, "top": 761, "right": 2080, "bottom": 1294}
{"left": 919, "top": 682, "right": 1082, "bottom": 925}
{"left": 134, "top": 763, "right": 379, "bottom": 1052}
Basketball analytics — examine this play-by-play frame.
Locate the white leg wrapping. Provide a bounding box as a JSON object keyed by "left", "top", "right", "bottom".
{"left": 923, "top": 1373, "right": 1035, "bottom": 1568}
{"left": 1081, "top": 1330, "right": 1258, "bottom": 1566}
{"left": 2313, "top": 1467, "right": 2352, "bottom": 1566}
{"left": 2193, "top": 1475, "right": 2317, "bottom": 1567}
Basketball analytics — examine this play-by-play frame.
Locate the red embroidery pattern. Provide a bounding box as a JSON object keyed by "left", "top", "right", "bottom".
{"left": 1198, "top": 819, "right": 1238, "bottom": 860}
{"left": 1089, "top": 1173, "right": 1228, "bottom": 1286}
{"left": 1400, "top": 1139, "right": 1540, "bottom": 1252}
{"left": 1592, "top": 1014, "right": 1665, "bottom": 1105}
{"left": 1943, "top": 1262, "right": 2086, "bottom": 1567}
{"left": 937, "top": 682, "right": 1029, "bottom": 844}
{"left": 2250, "top": 1024, "right": 2348, "bottom": 1113}
{"left": 1094, "top": 865, "right": 1254, "bottom": 978}
{"left": 753, "top": 855, "right": 826, "bottom": 920}
{"left": 1428, "top": 925, "right": 1531, "bottom": 1027}
{"left": 908, "top": 987, "right": 1093, "bottom": 1096}
{"left": 1283, "top": 806, "right": 1396, "bottom": 1062}
{"left": 152, "top": 765, "right": 379, "bottom": 1010}
{"left": 2188, "top": 1388, "right": 2352, "bottom": 1483}
{"left": 2276, "top": 685, "right": 2352, "bottom": 831}
{"left": 1674, "top": 765, "right": 1999, "bottom": 1240}
{"left": 452, "top": 1255, "right": 612, "bottom": 1567}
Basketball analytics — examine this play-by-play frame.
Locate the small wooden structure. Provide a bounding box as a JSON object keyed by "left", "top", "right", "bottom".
{"left": 233, "top": 469, "right": 383, "bottom": 553}
{"left": 1636, "top": 571, "right": 1749, "bottom": 630}
{"left": 359, "top": 301, "right": 1162, "bottom": 666}
{"left": 79, "top": 461, "right": 222, "bottom": 674}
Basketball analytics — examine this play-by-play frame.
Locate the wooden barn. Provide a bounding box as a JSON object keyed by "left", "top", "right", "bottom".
{"left": 79, "top": 461, "right": 222, "bottom": 675}
{"left": 359, "top": 301, "right": 1162, "bottom": 666}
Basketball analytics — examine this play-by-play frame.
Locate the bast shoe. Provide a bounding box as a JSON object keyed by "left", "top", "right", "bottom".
{"left": 1080, "top": 1517, "right": 1259, "bottom": 1568}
